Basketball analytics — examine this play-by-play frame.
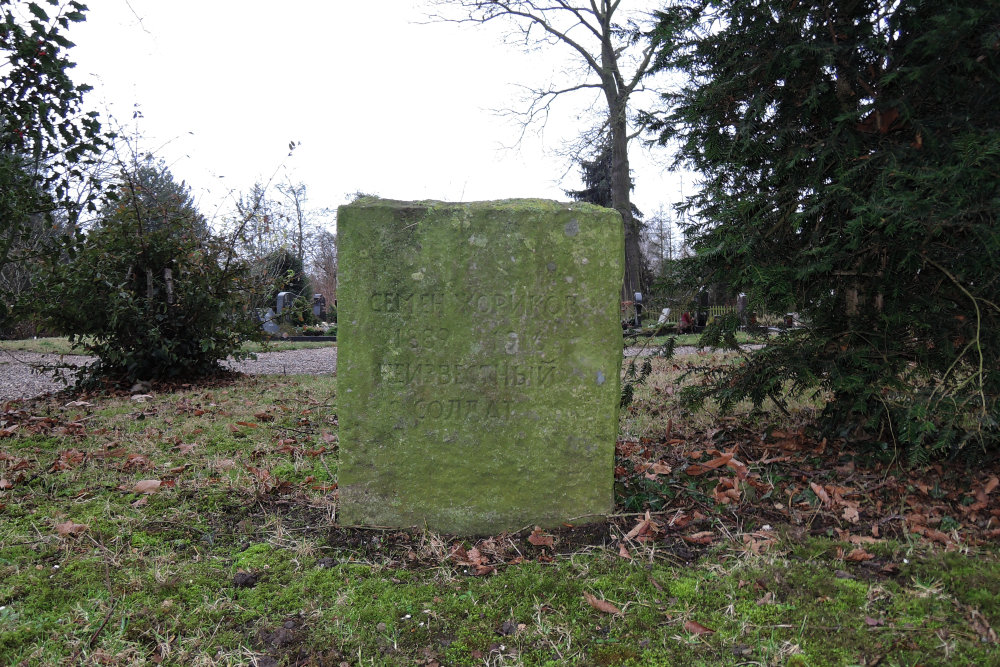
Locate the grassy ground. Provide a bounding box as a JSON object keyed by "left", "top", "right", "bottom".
{"left": 1, "top": 357, "right": 997, "bottom": 665}
{"left": 0, "top": 337, "right": 336, "bottom": 356}
{"left": 625, "top": 331, "right": 761, "bottom": 349}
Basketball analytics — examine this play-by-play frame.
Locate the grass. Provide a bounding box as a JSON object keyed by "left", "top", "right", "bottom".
{"left": 1, "top": 359, "right": 997, "bottom": 665}
{"left": 620, "top": 349, "right": 828, "bottom": 438}
{"left": 0, "top": 336, "right": 336, "bottom": 356}
{"left": 625, "top": 331, "right": 763, "bottom": 349}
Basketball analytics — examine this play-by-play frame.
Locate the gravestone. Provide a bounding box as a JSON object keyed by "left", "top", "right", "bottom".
{"left": 276, "top": 291, "right": 293, "bottom": 316}
{"left": 737, "top": 293, "right": 748, "bottom": 328}
{"left": 337, "top": 199, "right": 623, "bottom": 534}
{"left": 261, "top": 308, "right": 280, "bottom": 334}
{"left": 313, "top": 293, "right": 327, "bottom": 320}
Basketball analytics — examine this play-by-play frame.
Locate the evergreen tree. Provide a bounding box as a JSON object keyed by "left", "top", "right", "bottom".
{"left": 648, "top": 0, "right": 1000, "bottom": 458}
{"left": 565, "top": 135, "right": 644, "bottom": 221}
{"left": 114, "top": 156, "right": 208, "bottom": 237}
{"left": 565, "top": 135, "right": 648, "bottom": 305}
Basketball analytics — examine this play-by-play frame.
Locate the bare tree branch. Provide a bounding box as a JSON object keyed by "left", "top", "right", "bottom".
{"left": 425, "top": 0, "right": 661, "bottom": 300}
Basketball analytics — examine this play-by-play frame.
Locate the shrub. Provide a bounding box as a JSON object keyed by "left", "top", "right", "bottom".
{"left": 35, "top": 160, "right": 264, "bottom": 383}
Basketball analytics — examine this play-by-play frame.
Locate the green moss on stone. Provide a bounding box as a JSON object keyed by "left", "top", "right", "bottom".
{"left": 338, "top": 199, "right": 624, "bottom": 534}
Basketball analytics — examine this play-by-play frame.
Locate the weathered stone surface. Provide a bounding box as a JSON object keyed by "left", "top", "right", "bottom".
{"left": 337, "top": 199, "right": 623, "bottom": 534}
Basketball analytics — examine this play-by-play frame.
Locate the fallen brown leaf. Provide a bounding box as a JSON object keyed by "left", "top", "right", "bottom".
{"left": 133, "top": 479, "right": 162, "bottom": 494}
{"left": 650, "top": 461, "right": 672, "bottom": 475}
{"left": 683, "top": 620, "right": 715, "bottom": 635}
{"left": 122, "top": 453, "right": 152, "bottom": 471}
{"left": 923, "top": 527, "right": 953, "bottom": 545}
{"left": 527, "top": 526, "right": 554, "bottom": 547}
{"left": 54, "top": 520, "right": 88, "bottom": 537}
{"left": 713, "top": 478, "right": 741, "bottom": 504}
{"left": 845, "top": 547, "right": 875, "bottom": 562}
{"left": 683, "top": 531, "right": 714, "bottom": 545}
{"left": 702, "top": 453, "right": 733, "bottom": 469}
{"left": 984, "top": 476, "right": 999, "bottom": 496}
{"left": 810, "top": 482, "right": 832, "bottom": 507}
{"left": 726, "top": 458, "right": 749, "bottom": 479}
{"left": 583, "top": 592, "right": 622, "bottom": 615}
{"left": 625, "top": 512, "right": 653, "bottom": 540}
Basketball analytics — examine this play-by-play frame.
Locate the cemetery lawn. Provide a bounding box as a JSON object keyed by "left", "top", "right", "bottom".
{"left": 626, "top": 331, "right": 759, "bottom": 349}
{"left": 0, "top": 337, "right": 336, "bottom": 356}
{"left": 1, "top": 362, "right": 998, "bottom": 665}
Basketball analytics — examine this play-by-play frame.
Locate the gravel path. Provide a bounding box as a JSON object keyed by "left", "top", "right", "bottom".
{"left": 0, "top": 351, "right": 89, "bottom": 403}
{"left": 223, "top": 347, "right": 337, "bottom": 376}
{"left": 0, "top": 347, "right": 339, "bottom": 403}
{"left": 0, "top": 343, "right": 752, "bottom": 402}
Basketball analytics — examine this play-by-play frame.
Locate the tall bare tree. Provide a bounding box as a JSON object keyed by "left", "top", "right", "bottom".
{"left": 276, "top": 180, "right": 307, "bottom": 263}
{"left": 641, "top": 204, "right": 678, "bottom": 275}
{"left": 307, "top": 228, "right": 338, "bottom": 307}
{"left": 429, "top": 0, "right": 657, "bottom": 300}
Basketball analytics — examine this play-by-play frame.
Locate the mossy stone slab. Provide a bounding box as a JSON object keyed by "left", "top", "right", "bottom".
{"left": 337, "top": 199, "right": 623, "bottom": 534}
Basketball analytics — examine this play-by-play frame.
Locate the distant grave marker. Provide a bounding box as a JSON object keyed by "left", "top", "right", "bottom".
{"left": 337, "top": 199, "right": 623, "bottom": 534}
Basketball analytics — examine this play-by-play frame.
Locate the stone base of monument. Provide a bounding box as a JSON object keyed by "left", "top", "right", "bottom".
{"left": 337, "top": 199, "right": 624, "bottom": 535}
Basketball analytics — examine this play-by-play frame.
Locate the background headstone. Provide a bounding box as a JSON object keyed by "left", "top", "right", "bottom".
{"left": 262, "top": 308, "right": 279, "bottom": 334}
{"left": 313, "top": 293, "right": 326, "bottom": 320}
{"left": 337, "top": 199, "right": 623, "bottom": 534}
{"left": 276, "top": 291, "right": 292, "bottom": 316}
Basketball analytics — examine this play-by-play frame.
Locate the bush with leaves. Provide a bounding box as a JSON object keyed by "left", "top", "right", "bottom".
{"left": 36, "top": 159, "right": 264, "bottom": 383}
{"left": 647, "top": 0, "right": 1000, "bottom": 459}
{"left": 1, "top": 0, "right": 107, "bottom": 326}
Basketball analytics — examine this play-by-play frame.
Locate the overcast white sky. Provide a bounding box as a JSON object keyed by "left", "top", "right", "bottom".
{"left": 67, "top": 0, "right": 686, "bottom": 228}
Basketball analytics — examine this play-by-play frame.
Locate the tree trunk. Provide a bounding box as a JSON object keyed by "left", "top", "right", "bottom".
{"left": 598, "top": 4, "right": 643, "bottom": 305}
{"left": 608, "top": 98, "right": 643, "bottom": 304}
